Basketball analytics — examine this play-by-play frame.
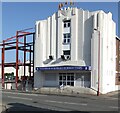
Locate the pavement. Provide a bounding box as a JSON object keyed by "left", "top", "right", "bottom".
{"left": 103, "top": 90, "right": 120, "bottom": 96}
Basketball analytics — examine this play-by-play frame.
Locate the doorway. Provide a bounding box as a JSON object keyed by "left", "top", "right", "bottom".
{"left": 59, "top": 73, "right": 74, "bottom": 86}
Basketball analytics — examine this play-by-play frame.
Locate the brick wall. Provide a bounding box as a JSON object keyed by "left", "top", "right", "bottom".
{"left": 115, "top": 38, "right": 120, "bottom": 85}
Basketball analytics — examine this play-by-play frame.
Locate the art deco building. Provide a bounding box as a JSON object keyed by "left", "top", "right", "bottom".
{"left": 34, "top": 6, "right": 118, "bottom": 94}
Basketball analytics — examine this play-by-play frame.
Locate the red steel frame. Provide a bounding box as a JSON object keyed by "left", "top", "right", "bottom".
{"left": 0, "top": 28, "right": 35, "bottom": 90}
{"left": 1, "top": 48, "right": 4, "bottom": 87}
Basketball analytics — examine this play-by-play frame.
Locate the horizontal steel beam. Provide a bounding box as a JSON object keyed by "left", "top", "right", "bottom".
{"left": 3, "top": 63, "right": 33, "bottom": 67}
{"left": 17, "top": 32, "right": 35, "bottom": 37}
{"left": 0, "top": 42, "right": 16, "bottom": 46}
{"left": 4, "top": 46, "right": 33, "bottom": 52}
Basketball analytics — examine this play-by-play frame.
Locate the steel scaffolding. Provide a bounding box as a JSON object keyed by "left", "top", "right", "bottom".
{"left": 0, "top": 28, "right": 35, "bottom": 90}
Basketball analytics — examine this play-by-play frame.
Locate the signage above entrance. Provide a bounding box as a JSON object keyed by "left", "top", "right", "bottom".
{"left": 36, "top": 66, "right": 91, "bottom": 71}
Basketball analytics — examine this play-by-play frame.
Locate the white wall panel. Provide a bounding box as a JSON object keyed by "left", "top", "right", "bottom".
{"left": 71, "top": 8, "right": 78, "bottom": 61}
{"left": 63, "top": 27, "right": 70, "bottom": 34}
{"left": 77, "top": 9, "right": 84, "bottom": 61}
{"left": 46, "top": 17, "right": 51, "bottom": 59}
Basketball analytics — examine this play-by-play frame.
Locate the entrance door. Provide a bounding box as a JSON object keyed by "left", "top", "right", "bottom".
{"left": 59, "top": 73, "right": 74, "bottom": 86}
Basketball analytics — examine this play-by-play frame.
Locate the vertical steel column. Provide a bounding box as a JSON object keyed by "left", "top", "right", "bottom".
{"left": 2, "top": 41, "right": 5, "bottom": 88}
{"left": 24, "top": 35, "right": 26, "bottom": 77}
{"left": 16, "top": 31, "right": 19, "bottom": 90}
{"left": 29, "top": 45, "right": 31, "bottom": 77}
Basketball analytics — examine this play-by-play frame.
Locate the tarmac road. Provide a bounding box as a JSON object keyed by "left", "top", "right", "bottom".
{"left": 1, "top": 90, "right": 119, "bottom": 113}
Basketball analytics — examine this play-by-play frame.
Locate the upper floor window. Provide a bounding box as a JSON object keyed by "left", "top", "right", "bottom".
{"left": 64, "top": 20, "right": 71, "bottom": 28}
{"left": 63, "top": 33, "right": 71, "bottom": 44}
{"left": 63, "top": 50, "right": 70, "bottom": 55}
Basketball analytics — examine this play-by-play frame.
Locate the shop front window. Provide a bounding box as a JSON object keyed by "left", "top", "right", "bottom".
{"left": 59, "top": 73, "right": 74, "bottom": 86}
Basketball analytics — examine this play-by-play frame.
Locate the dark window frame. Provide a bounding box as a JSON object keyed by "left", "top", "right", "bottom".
{"left": 63, "top": 33, "right": 71, "bottom": 44}
{"left": 63, "top": 50, "right": 70, "bottom": 55}
{"left": 63, "top": 20, "right": 71, "bottom": 28}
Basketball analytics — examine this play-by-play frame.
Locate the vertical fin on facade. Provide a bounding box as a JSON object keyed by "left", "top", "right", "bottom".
{"left": 93, "top": 13, "right": 98, "bottom": 31}
{"left": 38, "top": 22, "right": 40, "bottom": 37}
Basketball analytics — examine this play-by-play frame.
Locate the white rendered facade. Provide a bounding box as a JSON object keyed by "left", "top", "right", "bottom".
{"left": 34, "top": 7, "right": 117, "bottom": 94}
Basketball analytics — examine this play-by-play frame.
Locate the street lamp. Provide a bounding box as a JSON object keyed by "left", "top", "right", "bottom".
{"left": 94, "top": 28, "right": 100, "bottom": 96}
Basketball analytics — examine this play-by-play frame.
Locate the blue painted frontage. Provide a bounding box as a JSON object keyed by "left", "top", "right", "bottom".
{"left": 36, "top": 66, "right": 91, "bottom": 71}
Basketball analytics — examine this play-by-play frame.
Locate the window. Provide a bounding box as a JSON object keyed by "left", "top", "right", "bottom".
{"left": 59, "top": 82, "right": 62, "bottom": 85}
{"left": 68, "top": 23, "right": 70, "bottom": 27}
{"left": 67, "top": 76, "right": 70, "bottom": 80}
{"left": 67, "top": 82, "right": 70, "bottom": 85}
{"left": 63, "top": 50, "right": 70, "bottom": 55}
{"left": 71, "top": 76, "right": 74, "bottom": 80}
{"left": 64, "top": 20, "right": 71, "bottom": 28}
{"left": 63, "top": 76, "right": 66, "bottom": 80}
{"left": 59, "top": 73, "right": 74, "bottom": 86}
{"left": 59, "top": 76, "right": 62, "bottom": 80}
{"left": 63, "top": 33, "right": 71, "bottom": 44}
{"left": 64, "top": 24, "right": 66, "bottom": 28}
{"left": 71, "top": 82, "right": 74, "bottom": 86}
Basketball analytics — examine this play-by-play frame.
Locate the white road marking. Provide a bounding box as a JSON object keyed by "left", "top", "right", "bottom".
{"left": 109, "top": 97, "right": 118, "bottom": 100}
{"left": 3, "top": 91, "right": 47, "bottom": 97}
{"left": 46, "top": 100, "right": 63, "bottom": 104}
{"left": 7, "top": 96, "right": 33, "bottom": 101}
{"left": 45, "top": 100, "right": 87, "bottom": 106}
{"left": 103, "top": 97, "right": 118, "bottom": 100}
{"left": 109, "top": 106, "right": 118, "bottom": 109}
{"left": 64, "top": 102, "right": 87, "bottom": 106}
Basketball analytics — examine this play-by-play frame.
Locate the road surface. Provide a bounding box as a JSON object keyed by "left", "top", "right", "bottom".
{"left": 2, "top": 90, "right": 119, "bottom": 112}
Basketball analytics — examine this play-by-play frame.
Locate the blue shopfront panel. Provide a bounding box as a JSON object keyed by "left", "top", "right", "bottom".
{"left": 36, "top": 66, "right": 91, "bottom": 71}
